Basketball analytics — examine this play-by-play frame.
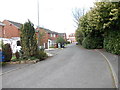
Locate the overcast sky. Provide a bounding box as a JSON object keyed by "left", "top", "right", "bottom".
{"left": 0, "top": 0, "right": 95, "bottom": 35}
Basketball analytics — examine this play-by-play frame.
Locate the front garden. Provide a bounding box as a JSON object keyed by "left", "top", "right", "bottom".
{"left": 1, "top": 20, "right": 48, "bottom": 65}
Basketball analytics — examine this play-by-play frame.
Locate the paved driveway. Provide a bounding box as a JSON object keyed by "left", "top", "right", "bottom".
{"left": 2, "top": 43, "right": 114, "bottom": 88}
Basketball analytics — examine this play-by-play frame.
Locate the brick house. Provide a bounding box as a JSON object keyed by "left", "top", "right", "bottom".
{"left": 36, "top": 27, "right": 59, "bottom": 49}
{"left": 0, "top": 22, "right": 5, "bottom": 50}
{"left": 0, "top": 22, "right": 5, "bottom": 38}
{"left": 68, "top": 33, "right": 76, "bottom": 43}
{"left": 2, "top": 20, "right": 67, "bottom": 49}
{"left": 37, "top": 27, "right": 67, "bottom": 49}
{"left": 1, "top": 20, "right": 22, "bottom": 53}
{"left": 58, "top": 33, "right": 67, "bottom": 41}
{"left": 2, "top": 20, "right": 22, "bottom": 38}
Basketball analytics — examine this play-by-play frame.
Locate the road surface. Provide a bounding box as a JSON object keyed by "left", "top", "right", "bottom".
{"left": 2, "top": 43, "right": 114, "bottom": 88}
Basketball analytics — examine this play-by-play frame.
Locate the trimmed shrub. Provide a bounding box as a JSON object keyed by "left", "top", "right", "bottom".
{"left": 82, "top": 35, "right": 103, "bottom": 49}
{"left": 2, "top": 43, "right": 12, "bottom": 62}
{"left": 36, "top": 50, "right": 48, "bottom": 60}
{"left": 15, "top": 51, "right": 20, "bottom": 59}
{"left": 104, "top": 30, "right": 120, "bottom": 55}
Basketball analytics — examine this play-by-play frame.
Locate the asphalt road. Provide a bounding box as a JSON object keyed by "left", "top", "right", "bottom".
{"left": 2, "top": 43, "right": 114, "bottom": 88}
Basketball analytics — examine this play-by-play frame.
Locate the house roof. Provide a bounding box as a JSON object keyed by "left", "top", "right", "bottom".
{"left": 8, "top": 20, "right": 22, "bottom": 29}
{"left": 58, "top": 33, "right": 66, "bottom": 36}
{"left": 39, "top": 27, "right": 58, "bottom": 34}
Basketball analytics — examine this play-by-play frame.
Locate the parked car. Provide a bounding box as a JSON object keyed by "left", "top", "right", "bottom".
{"left": 76, "top": 42, "right": 79, "bottom": 45}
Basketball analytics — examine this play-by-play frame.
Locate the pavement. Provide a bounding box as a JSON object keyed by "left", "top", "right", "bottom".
{"left": 96, "top": 49, "right": 119, "bottom": 88}
{"left": 97, "top": 49, "right": 118, "bottom": 77}
{"left": 45, "top": 48, "right": 63, "bottom": 56}
{"left": 1, "top": 43, "right": 118, "bottom": 88}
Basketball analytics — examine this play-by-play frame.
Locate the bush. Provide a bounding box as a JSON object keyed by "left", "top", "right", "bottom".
{"left": 15, "top": 51, "right": 20, "bottom": 59}
{"left": 2, "top": 43, "right": 12, "bottom": 62}
{"left": 82, "top": 35, "right": 103, "bottom": 49}
{"left": 49, "top": 46, "right": 55, "bottom": 48}
{"left": 75, "top": 30, "right": 83, "bottom": 45}
{"left": 104, "top": 30, "right": 120, "bottom": 55}
{"left": 66, "top": 41, "right": 70, "bottom": 44}
{"left": 56, "top": 37, "right": 66, "bottom": 44}
{"left": 28, "top": 56, "right": 37, "bottom": 60}
{"left": 36, "top": 50, "right": 48, "bottom": 60}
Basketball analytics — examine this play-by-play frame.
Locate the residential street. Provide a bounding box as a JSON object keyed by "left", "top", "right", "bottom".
{"left": 2, "top": 43, "right": 114, "bottom": 88}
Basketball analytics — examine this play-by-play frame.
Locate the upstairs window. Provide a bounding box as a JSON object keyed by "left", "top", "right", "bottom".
{"left": 51, "top": 34, "right": 53, "bottom": 37}
{"left": 54, "top": 34, "right": 56, "bottom": 37}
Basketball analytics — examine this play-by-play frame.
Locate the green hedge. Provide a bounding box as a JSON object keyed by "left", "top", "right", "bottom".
{"left": 104, "top": 30, "right": 120, "bottom": 55}
{"left": 82, "top": 35, "right": 103, "bottom": 49}
{"left": 75, "top": 30, "right": 83, "bottom": 45}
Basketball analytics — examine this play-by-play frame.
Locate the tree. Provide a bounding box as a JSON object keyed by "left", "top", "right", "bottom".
{"left": 72, "top": 8, "right": 85, "bottom": 27}
{"left": 20, "top": 20, "right": 38, "bottom": 58}
{"left": 38, "top": 32, "right": 46, "bottom": 46}
{"left": 56, "top": 37, "right": 66, "bottom": 44}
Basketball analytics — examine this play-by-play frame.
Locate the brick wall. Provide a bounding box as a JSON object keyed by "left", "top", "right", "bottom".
{"left": 2, "top": 20, "right": 20, "bottom": 38}
{"left": 37, "top": 28, "right": 48, "bottom": 46}
{"left": 0, "top": 26, "right": 4, "bottom": 38}
{"left": 48, "top": 33, "right": 59, "bottom": 40}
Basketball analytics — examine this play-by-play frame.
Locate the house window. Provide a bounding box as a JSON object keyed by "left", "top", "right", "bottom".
{"left": 3, "top": 30, "right": 5, "bottom": 35}
{"left": 51, "top": 34, "right": 53, "bottom": 37}
{"left": 17, "top": 41, "right": 21, "bottom": 46}
{"left": 54, "top": 34, "right": 56, "bottom": 37}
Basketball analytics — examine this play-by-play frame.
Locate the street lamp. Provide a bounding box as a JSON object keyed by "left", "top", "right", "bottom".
{"left": 37, "top": 0, "right": 40, "bottom": 48}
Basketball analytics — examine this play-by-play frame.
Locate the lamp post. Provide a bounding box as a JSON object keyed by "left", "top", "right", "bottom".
{"left": 37, "top": 0, "right": 39, "bottom": 27}
{"left": 37, "top": 0, "right": 40, "bottom": 48}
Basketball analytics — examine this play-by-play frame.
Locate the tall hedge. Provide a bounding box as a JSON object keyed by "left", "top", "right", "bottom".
{"left": 104, "top": 30, "right": 120, "bottom": 55}
{"left": 75, "top": 29, "right": 83, "bottom": 45}
{"left": 82, "top": 33, "right": 103, "bottom": 49}
{"left": 75, "top": 1, "right": 120, "bottom": 55}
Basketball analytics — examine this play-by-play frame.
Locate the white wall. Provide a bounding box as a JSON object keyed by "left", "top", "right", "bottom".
{"left": 0, "top": 37, "right": 21, "bottom": 53}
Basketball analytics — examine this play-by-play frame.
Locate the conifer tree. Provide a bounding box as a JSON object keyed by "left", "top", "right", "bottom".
{"left": 20, "top": 20, "right": 38, "bottom": 58}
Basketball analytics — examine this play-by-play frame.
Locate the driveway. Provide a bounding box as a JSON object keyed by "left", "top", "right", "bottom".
{"left": 2, "top": 43, "right": 116, "bottom": 88}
